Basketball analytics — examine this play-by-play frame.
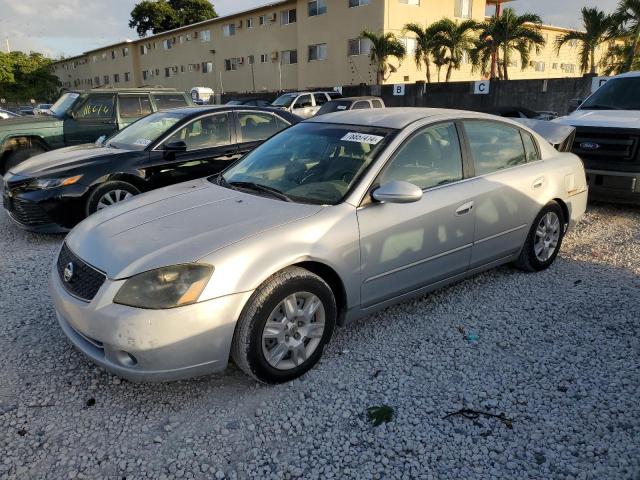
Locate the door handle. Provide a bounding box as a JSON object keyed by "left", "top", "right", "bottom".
{"left": 532, "top": 177, "right": 545, "bottom": 189}
{"left": 455, "top": 201, "right": 474, "bottom": 216}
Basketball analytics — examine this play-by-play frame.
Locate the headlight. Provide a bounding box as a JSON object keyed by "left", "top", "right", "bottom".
{"left": 30, "top": 175, "right": 83, "bottom": 190}
{"left": 114, "top": 264, "right": 213, "bottom": 309}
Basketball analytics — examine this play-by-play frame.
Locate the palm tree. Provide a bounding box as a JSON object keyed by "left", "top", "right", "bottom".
{"left": 360, "top": 31, "right": 406, "bottom": 85}
{"left": 609, "top": 0, "right": 640, "bottom": 72}
{"left": 600, "top": 40, "right": 640, "bottom": 74}
{"left": 471, "top": 8, "right": 546, "bottom": 80}
{"left": 428, "top": 18, "right": 478, "bottom": 82}
{"left": 402, "top": 22, "right": 443, "bottom": 83}
{"left": 432, "top": 47, "right": 448, "bottom": 83}
{"left": 556, "top": 7, "right": 612, "bottom": 74}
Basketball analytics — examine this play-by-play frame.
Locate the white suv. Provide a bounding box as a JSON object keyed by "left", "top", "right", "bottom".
{"left": 554, "top": 71, "right": 640, "bottom": 204}
{"left": 271, "top": 91, "right": 342, "bottom": 118}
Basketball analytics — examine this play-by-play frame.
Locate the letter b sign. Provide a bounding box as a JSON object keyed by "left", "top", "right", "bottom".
{"left": 393, "top": 84, "right": 405, "bottom": 96}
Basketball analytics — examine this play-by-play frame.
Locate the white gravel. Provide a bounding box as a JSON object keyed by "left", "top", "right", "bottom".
{"left": 0, "top": 203, "right": 639, "bottom": 480}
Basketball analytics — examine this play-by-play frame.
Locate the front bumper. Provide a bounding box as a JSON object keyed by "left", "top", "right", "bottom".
{"left": 585, "top": 169, "right": 640, "bottom": 205}
{"left": 50, "top": 262, "right": 254, "bottom": 382}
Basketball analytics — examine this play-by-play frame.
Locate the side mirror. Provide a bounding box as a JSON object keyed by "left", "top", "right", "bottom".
{"left": 163, "top": 140, "right": 187, "bottom": 152}
{"left": 372, "top": 181, "right": 423, "bottom": 204}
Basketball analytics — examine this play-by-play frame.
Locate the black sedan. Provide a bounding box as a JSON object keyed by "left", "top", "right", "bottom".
{"left": 3, "top": 106, "right": 300, "bottom": 233}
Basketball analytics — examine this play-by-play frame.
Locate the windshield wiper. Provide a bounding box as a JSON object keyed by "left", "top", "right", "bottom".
{"left": 228, "top": 181, "right": 293, "bottom": 202}
{"left": 580, "top": 104, "right": 621, "bottom": 110}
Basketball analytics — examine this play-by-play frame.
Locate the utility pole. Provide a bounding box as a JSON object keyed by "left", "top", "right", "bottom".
{"left": 5, "top": 37, "right": 10, "bottom": 53}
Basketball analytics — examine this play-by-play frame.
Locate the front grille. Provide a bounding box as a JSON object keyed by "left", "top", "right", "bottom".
{"left": 3, "top": 196, "right": 51, "bottom": 226}
{"left": 572, "top": 127, "right": 639, "bottom": 163}
{"left": 56, "top": 243, "right": 106, "bottom": 302}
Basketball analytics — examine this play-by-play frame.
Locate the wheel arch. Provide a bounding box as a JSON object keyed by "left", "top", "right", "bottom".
{"left": 551, "top": 197, "right": 570, "bottom": 226}
{"left": 293, "top": 260, "right": 348, "bottom": 324}
{"left": 0, "top": 135, "right": 51, "bottom": 170}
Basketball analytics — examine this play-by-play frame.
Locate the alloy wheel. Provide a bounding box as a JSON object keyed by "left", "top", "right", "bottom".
{"left": 534, "top": 211, "right": 561, "bottom": 262}
{"left": 96, "top": 190, "right": 134, "bottom": 210}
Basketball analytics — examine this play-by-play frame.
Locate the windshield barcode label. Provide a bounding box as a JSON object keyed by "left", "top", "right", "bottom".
{"left": 341, "top": 132, "right": 384, "bottom": 145}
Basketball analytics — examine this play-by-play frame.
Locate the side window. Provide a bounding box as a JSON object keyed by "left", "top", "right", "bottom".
{"left": 352, "top": 101, "right": 370, "bottom": 110}
{"left": 379, "top": 122, "right": 463, "bottom": 190}
{"left": 294, "top": 95, "right": 313, "bottom": 108}
{"left": 72, "top": 95, "right": 115, "bottom": 120}
{"left": 313, "top": 93, "right": 328, "bottom": 106}
{"left": 118, "top": 95, "right": 152, "bottom": 119}
{"left": 372, "top": 99, "right": 384, "bottom": 108}
{"left": 463, "top": 121, "right": 527, "bottom": 175}
{"left": 153, "top": 94, "right": 189, "bottom": 110}
{"left": 238, "top": 112, "right": 288, "bottom": 142}
{"left": 521, "top": 131, "right": 540, "bottom": 162}
{"left": 164, "top": 113, "right": 231, "bottom": 151}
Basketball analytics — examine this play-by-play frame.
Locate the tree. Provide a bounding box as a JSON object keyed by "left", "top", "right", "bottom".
{"left": 360, "top": 31, "right": 406, "bottom": 85}
{"left": 428, "top": 18, "right": 478, "bottom": 82}
{"left": 402, "top": 22, "right": 444, "bottom": 83}
{"left": 609, "top": 0, "right": 640, "bottom": 72}
{"left": 129, "top": 0, "right": 218, "bottom": 37}
{"left": 600, "top": 40, "right": 640, "bottom": 74}
{"left": 471, "top": 8, "right": 546, "bottom": 80}
{"left": 556, "top": 7, "right": 612, "bottom": 74}
{"left": 0, "top": 51, "right": 61, "bottom": 102}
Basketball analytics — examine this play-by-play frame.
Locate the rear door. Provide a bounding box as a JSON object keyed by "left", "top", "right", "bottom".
{"left": 146, "top": 112, "right": 238, "bottom": 188}
{"left": 64, "top": 93, "right": 117, "bottom": 145}
{"left": 117, "top": 94, "right": 153, "bottom": 128}
{"left": 235, "top": 110, "right": 292, "bottom": 155}
{"left": 460, "top": 119, "right": 546, "bottom": 268}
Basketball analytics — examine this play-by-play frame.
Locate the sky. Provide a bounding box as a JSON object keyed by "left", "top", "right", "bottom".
{"left": 0, "top": 0, "right": 621, "bottom": 58}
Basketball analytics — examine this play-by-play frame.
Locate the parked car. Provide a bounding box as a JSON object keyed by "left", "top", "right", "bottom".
{"left": 226, "top": 97, "right": 273, "bottom": 107}
{"left": 33, "top": 103, "right": 53, "bottom": 116}
{"left": 315, "top": 96, "right": 385, "bottom": 116}
{"left": 18, "top": 106, "right": 35, "bottom": 116}
{"left": 3, "top": 106, "right": 299, "bottom": 232}
{"left": 0, "top": 109, "right": 20, "bottom": 120}
{"left": 485, "top": 106, "right": 554, "bottom": 120}
{"left": 0, "top": 88, "right": 194, "bottom": 174}
{"left": 271, "top": 91, "right": 342, "bottom": 118}
{"left": 49, "top": 108, "right": 587, "bottom": 383}
{"left": 554, "top": 71, "right": 640, "bottom": 204}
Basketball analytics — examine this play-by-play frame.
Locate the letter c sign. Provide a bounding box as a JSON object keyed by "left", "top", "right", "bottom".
{"left": 474, "top": 80, "right": 490, "bottom": 95}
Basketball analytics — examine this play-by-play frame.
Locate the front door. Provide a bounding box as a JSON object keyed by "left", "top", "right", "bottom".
{"left": 146, "top": 112, "right": 239, "bottom": 188}
{"left": 64, "top": 93, "right": 117, "bottom": 145}
{"left": 291, "top": 94, "right": 315, "bottom": 118}
{"left": 357, "top": 122, "right": 475, "bottom": 307}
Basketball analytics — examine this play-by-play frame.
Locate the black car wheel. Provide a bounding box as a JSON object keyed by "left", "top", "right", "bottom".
{"left": 4, "top": 147, "right": 46, "bottom": 174}
{"left": 231, "top": 267, "right": 336, "bottom": 384}
{"left": 514, "top": 201, "right": 566, "bottom": 272}
{"left": 86, "top": 181, "right": 141, "bottom": 217}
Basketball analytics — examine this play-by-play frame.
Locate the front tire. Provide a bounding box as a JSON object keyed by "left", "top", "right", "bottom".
{"left": 514, "top": 201, "right": 565, "bottom": 272}
{"left": 231, "top": 267, "right": 336, "bottom": 384}
{"left": 86, "top": 181, "right": 140, "bottom": 217}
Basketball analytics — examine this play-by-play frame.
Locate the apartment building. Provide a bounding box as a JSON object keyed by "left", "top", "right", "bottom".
{"left": 52, "top": 0, "right": 606, "bottom": 94}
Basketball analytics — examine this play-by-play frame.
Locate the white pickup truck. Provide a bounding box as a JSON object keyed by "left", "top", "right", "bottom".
{"left": 554, "top": 71, "right": 640, "bottom": 204}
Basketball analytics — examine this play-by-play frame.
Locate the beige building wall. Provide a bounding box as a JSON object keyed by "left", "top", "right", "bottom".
{"left": 52, "top": 0, "right": 606, "bottom": 95}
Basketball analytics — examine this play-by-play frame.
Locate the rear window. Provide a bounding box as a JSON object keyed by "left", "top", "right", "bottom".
{"left": 316, "top": 100, "right": 352, "bottom": 115}
{"left": 153, "top": 93, "right": 189, "bottom": 110}
{"left": 119, "top": 95, "right": 152, "bottom": 118}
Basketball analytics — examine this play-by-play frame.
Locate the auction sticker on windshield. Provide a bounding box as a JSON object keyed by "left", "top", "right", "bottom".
{"left": 134, "top": 139, "right": 152, "bottom": 147}
{"left": 341, "top": 132, "right": 384, "bottom": 145}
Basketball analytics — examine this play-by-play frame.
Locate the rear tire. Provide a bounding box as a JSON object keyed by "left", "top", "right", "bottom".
{"left": 86, "top": 181, "right": 140, "bottom": 217}
{"left": 514, "top": 201, "right": 565, "bottom": 272}
{"left": 4, "top": 147, "right": 46, "bottom": 173}
{"left": 231, "top": 267, "right": 336, "bottom": 384}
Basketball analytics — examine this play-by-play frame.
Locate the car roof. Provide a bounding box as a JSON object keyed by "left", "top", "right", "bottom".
{"left": 156, "top": 105, "right": 300, "bottom": 120}
{"left": 305, "top": 107, "right": 502, "bottom": 129}
{"left": 615, "top": 70, "right": 640, "bottom": 78}
{"left": 332, "top": 96, "right": 382, "bottom": 102}
{"left": 68, "top": 88, "right": 185, "bottom": 94}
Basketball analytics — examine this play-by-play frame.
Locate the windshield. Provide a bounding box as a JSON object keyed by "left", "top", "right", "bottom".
{"left": 49, "top": 92, "right": 80, "bottom": 118}
{"left": 219, "top": 123, "right": 395, "bottom": 205}
{"left": 226, "top": 100, "right": 243, "bottom": 105}
{"left": 580, "top": 77, "right": 640, "bottom": 110}
{"left": 106, "top": 111, "right": 187, "bottom": 150}
{"left": 272, "top": 94, "right": 297, "bottom": 108}
{"left": 317, "top": 100, "right": 352, "bottom": 116}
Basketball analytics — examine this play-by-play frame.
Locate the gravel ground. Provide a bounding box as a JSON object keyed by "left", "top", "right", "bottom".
{"left": 0, "top": 202, "right": 639, "bottom": 480}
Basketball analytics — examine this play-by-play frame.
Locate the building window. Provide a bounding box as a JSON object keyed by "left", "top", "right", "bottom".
{"left": 260, "top": 53, "right": 269, "bottom": 63}
{"left": 122, "top": 47, "right": 129, "bottom": 57}
{"left": 348, "top": 38, "right": 372, "bottom": 56}
{"left": 114, "top": 73, "right": 120, "bottom": 83}
{"left": 225, "top": 58, "right": 241, "bottom": 71}
{"left": 92, "top": 55, "right": 97, "bottom": 63}
{"left": 561, "top": 63, "right": 576, "bottom": 73}
{"left": 223, "top": 24, "right": 236, "bottom": 36}
{"left": 94, "top": 76, "right": 100, "bottom": 85}
{"left": 163, "top": 39, "right": 173, "bottom": 50}
{"left": 247, "top": 18, "right": 254, "bottom": 28}
{"left": 203, "top": 61, "right": 214, "bottom": 73}
{"left": 402, "top": 37, "right": 417, "bottom": 55}
{"left": 140, "top": 45, "right": 148, "bottom": 55}
{"left": 259, "top": 15, "right": 266, "bottom": 25}
{"left": 165, "top": 67, "right": 173, "bottom": 78}
{"left": 103, "top": 75, "right": 110, "bottom": 84}
{"left": 111, "top": 50, "right": 116, "bottom": 59}
{"left": 399, "top": 0, "right": 420, "bottom": 4}
{"left": 308, "top": 0, "right": 327, "bottom": 16}
{"left": 454, "top": 0, "right": 472, "bottom": 18}
{"left": 533, "top": 61, "right": 545, "bottom": 72}
{"left": 124, "top": 72, "right": 131, "bottom": 82}
{"left": 281, "top": 9, "right": 297, "bottom": 25}
{"left": 185, "top": 33, "right": 192, "bottom": 41}
{"left": 349, "top": 0, "right": 370, "bottom": 6}
{"left": 102, "top": 52, "right": 107, "bottom": 60}
{"left": 281, "top": 50, "right": 298, "bottom": 64}
{"left": 248, "top": 55, "right": 255, "bottom": 64}
{"left": 308, "top": 43, "right": 327, "bottom": 61}
{"left": 201, "top": 30, "right": 211, "bottom": 42}
{"left": 552, "top": 63, "right": 558, "bottom": 70}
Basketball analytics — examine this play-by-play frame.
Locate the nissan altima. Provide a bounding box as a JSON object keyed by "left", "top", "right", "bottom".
{"left": 50, "top": 108, "right": 587, "bottom": 383}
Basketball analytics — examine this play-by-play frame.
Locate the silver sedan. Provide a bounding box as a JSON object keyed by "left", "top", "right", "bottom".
{"left": 50, "top": 109, "right": 588, "bottom": 383}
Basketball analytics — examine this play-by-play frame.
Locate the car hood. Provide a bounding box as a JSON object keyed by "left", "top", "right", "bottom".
{"left": 554, "top": 110, "right": 640, "bottom": 129}
{"left": 10, "top": 144, "right": 132, "bottom": 178}
{"left": 0, "top": 115, "right": 62, "bottom": 131}
{"left": 66, "top": 179, "right": 323, "bottom": 279}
